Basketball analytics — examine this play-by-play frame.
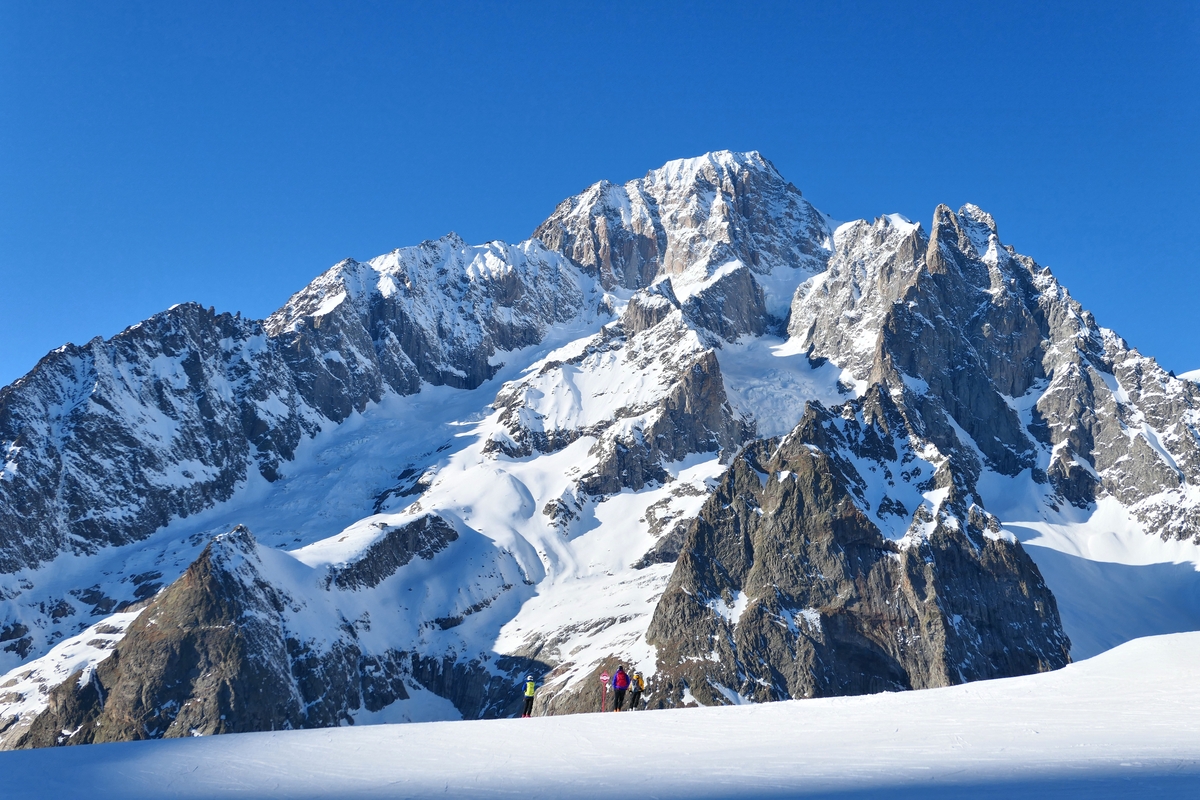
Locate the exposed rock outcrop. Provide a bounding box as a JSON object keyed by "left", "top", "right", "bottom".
{"left": 790, "top": 203, "right": 1200, "bottom": 535}
{"left": 9, "top": 522, "right": 541, "bottom": 748}
{"left": 0, "top": 239, "right": 588, "bottom": 576}
{"left": 0, "top": 305, "right": 313, "bottom": 574}
{"left": 533, "top": 151, "right": 831, "bottom": 297}
{"left": 646, "top": 398, "right": 1069, "bottom": 706}
{"left": 13, "top": 527, "right": 308, "bottom": 746}
{"left": 328, "top": 515, "right": 459, "bottom": 590}
{"left": 489, "top": 308, "right": 749, "bottom": 498}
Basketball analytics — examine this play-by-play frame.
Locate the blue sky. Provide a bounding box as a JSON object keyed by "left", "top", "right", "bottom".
{"left": 1, "top": 1, "right": 1196, "bottom": 385}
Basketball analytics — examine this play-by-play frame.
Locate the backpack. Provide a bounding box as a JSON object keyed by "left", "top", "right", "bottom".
{"left": 615, "top": 670, "right": 629, "bottom": 690}
{"left": 632, "top": 673, "right": 644, "bottom": 691}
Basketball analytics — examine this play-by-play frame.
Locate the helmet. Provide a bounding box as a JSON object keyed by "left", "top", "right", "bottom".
{"left": 526, "top": 675, "right": 533, "bottom": 681}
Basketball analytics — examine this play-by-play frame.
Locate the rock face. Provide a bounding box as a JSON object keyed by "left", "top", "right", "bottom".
{"left": 533, "top": 151, "right": 831, "bottom": 318}
{"left": 789, "top": 204, "right": 1200, "bottom": 536}
{"left": 533, "top": 151, "right": 832, "bottom": 284}
{"left": 9, "top": 519, "right": 532, "bottom": 748}
{"left": 266, "top": 236, "right": 587, "bottom": 393}
{"left": 489, "top": 309, "right": 749, "bottom": 498}
{"left": 2, "top": 150, "right": 1198, "bottom": 749}
{"left": 646, "top": 397, "right": 1069, "bottom": 706}
{"left": 328, "top": 515, "right": 459, "bottom": 591}
{"left": 0, "top": 305, "right": 304, "bottom": 574}
{"left": 0, "top": 238, "right": 586, "bottom": 575}
{"left": 14, "top": 527, "right": 309, "bottom": 746}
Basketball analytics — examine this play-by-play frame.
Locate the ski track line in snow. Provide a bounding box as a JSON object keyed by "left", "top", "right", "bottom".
{"left": 2, "top": 632, "right": 1199, "bottom": 799}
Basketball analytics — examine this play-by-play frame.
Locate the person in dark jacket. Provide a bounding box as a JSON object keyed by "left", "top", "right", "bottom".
{"left": 522, "top": 674, "right": 536, "bottom": 718}
{"left": 611, "top": 665, "right": 630, "bottom": 711}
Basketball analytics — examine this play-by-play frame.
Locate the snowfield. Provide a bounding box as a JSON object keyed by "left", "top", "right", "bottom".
{"left": 3, "top": 631, "right": 1198, "bottom": 799}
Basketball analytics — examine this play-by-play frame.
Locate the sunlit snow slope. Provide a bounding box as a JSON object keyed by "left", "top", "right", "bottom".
{"left": 3, "top": 632, "right": 1199, "bottom": 799}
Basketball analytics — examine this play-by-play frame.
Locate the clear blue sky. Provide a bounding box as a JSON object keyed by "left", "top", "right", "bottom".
{"left": 1, "top": 1, "right": 1197, "bottom": 386}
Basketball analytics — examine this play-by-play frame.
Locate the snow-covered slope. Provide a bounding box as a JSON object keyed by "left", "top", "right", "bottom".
{"left": 4, "top": 631, "right": 1199, "bottom": 799}
{"left": 2, "top": 150, "right": 1199, "bottom": 750}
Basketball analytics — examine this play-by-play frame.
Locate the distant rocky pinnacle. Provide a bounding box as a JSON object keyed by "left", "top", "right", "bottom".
{"left": 2, "top": 151, "right": 1197, "bottom": 748}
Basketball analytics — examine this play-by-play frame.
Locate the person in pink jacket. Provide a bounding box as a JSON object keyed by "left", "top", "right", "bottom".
{"left": 610, "top": 665, "right": 630, "bottom": 711}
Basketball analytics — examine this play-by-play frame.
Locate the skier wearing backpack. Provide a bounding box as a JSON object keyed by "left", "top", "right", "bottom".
{"left": 611, "top": 665, "right": 630, "bottom": 711}
{"left": 629, "top": 669, "right": 645, "bottom": 710}
{"left": 521, "top": 674, "right": 537, "bottom": 718}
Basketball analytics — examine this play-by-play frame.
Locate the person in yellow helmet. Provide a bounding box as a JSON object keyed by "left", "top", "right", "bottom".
{"left": 522, "top": 674, "right": 537, "bottom": 718}
{"left": 629, "top": 670, "right": 645, "bottom": 710}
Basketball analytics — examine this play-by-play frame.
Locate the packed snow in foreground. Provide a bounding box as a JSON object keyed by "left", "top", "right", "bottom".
{"left": 3, "top": 631, "right": 1198, "bottom": 799}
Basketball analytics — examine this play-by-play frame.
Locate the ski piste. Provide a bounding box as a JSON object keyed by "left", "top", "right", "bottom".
{"left": 4, "top": 632, "right": 1200, "bottom": 798}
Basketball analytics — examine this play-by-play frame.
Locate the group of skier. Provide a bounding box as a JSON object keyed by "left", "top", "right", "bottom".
{"left": 519, "top": 664, "right": 646, "bottom": 718}
{"left": 606, "top": 664, "right": 645, "bottom": 711}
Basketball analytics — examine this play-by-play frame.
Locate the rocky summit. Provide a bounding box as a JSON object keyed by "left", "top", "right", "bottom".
{"left": 1, "top": 151, "right": 1197, "bottom": 748}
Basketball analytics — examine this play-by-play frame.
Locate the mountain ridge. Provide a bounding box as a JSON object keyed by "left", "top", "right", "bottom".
{"left": 2, "top": 150, "right": 1197, "bottom": 749}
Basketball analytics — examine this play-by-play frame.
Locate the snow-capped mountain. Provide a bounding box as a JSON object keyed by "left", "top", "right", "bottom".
{"left": 2, "top": 151, "right": 1198, "bottom": 748}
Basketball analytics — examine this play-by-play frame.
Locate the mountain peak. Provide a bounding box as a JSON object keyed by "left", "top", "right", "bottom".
{"left": 959, "top": 203, "right": 997, "bottom": 233}
{"left": 958, "top": 203, "right": 1001, "bottom": 258}
{"left": 646, "top": 150, "right": 775, "bottom": 187}
{"left": 928, "top": 203, "right": 1005, "bottom": 262}
{"left": 532, "top": 149, "right": 827, "bottom": 294}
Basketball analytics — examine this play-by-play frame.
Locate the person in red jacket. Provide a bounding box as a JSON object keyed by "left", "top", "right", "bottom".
{"left": 611, "top": 665, "right": 631, "bottom": 711}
